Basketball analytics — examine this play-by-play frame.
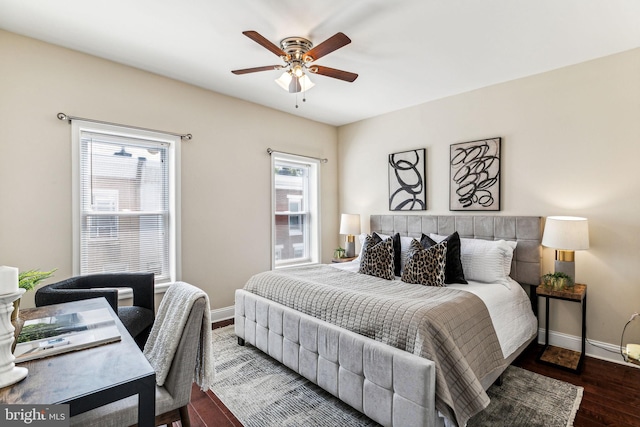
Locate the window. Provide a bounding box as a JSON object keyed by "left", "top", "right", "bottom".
{"left": 88, "top": 189, "right": 119, "bottom": 239}
{"left": 72, "top": 121, "right": 180, "bottom": 283}
{"left": 287, "top": 196, "right": 303, "bottom": 236}
{"left": 271, "top": 153, "right": 320, "bottom": 268}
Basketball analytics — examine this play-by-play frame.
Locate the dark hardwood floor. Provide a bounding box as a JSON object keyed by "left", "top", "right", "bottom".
{"left": 184, "top": 320, "right": 640, "bottom": 427}
{"left": 513, "top": 345, "right": 640, "bottom": 427}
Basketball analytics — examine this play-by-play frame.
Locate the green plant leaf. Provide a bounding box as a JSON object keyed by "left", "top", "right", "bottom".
{"left": 18, "top": 268, "right": 57, "bottom": 291}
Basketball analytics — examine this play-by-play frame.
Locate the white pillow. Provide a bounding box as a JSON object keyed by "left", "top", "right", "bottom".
{"left": 356, "top": 233, "right": 369, "bottom": 261}
{"left": 429, "top": 234, "right": 446, "bottom": 243}
{"left": 503, "top": 240, "right": 517, "bottom": 277}
{"left": 431, "top": 234, "right": 516, "bottom": 288}
{"left": 399, "top": 235, "right": 416, "bottom": 274}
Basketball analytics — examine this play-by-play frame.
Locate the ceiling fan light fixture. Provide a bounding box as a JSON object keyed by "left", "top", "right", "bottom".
{"left": 275, "top": 71, "right": 314, "bottom": 93}
{"left": 275, "top": 71, "right": 293, "bottom": 91}
{"left": 289, "top": 76, "right": 302, "bottom": 93}
{"left": 292, "top": 64, "right": 304, "bottom": 77}
{"left": 299, "top": 74, "right": 315, "bottom": 91}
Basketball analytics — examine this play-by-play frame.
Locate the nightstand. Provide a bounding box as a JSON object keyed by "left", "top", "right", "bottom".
{"left": 536, "top": 283, "right": 587, "bottom": 373}
{"left": 331, "top": 256, "right": 358, "bottom": 263}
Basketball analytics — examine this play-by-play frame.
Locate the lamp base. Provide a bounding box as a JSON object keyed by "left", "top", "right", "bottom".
{"left": 345, "top": 241, "right": 355, "bottom": 258}
{"left": 554, "top": 260, "right": 575, "bottom": 283}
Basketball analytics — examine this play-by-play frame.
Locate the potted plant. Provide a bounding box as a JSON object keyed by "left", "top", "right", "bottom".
{"left": 12, "top": 268, "right": 57, "bottom": 321}
{"left": 333, "top": 247, "right": 346, "bottom": 259}
{"left": 541, "top": 272, "right": 573, "bottom": 291}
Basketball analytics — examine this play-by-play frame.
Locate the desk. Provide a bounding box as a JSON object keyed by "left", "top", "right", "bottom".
{"left": 0, "top": 298, "right": 156, "bottom": 426}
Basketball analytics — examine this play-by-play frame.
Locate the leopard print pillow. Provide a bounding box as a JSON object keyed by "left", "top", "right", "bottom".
{"left": 401, "top": 239, "right": 448, "bottom": 286}
{"left": 359, "top": 235, "right": 395, "bottom": 280}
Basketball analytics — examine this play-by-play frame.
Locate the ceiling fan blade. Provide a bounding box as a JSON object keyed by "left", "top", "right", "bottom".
{"left": 242, "top": 31, "right": 288, "bottom": 58}
{"left": 232, "top": 65, "right": 282, "bottom": 75}
{"left": 309, "top": 65, "right": 358, "bottom": 82}
{"left": 303, "top": 32, "right": 351, "bottom": 62}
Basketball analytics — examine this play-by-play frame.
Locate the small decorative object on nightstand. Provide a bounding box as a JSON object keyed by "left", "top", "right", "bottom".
{"left": 536, "top": 283, "right": 587, "bottom": 373}
{"left": 541, "top": 272, "right": 574, "bottom": 291}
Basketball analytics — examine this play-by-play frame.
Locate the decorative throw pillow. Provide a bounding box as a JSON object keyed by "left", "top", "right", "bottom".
{"left": 359, "top": 235, "right": 395, "bottom": 280}
{"left": 420, "top": 232, "right": 467, "bottom": 284}
{"left": 359, "top": 232, "right": 382, "bottom": 258}
{"left": 401, "top": 239, "right": 448, "bottom": 287}
{"left": 364, "top": 232, "right": 401, "bottom": 276}
{"left": 457, "top": 238, "right": 517, "bottom": 288}
{"left": 392, "top": 233, "right": 401, "bottom": 276}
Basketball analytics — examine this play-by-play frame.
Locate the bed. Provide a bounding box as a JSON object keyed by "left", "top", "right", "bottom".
{"left": 235, "top": 215, "right": 541, "bottom": 427}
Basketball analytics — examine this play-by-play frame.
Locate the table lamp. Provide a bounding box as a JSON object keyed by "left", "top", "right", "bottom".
{"left": 541, "top": 216, "right": 589, "bottom": 283}
{"left": 339, "top": 214, "right": 361, "bottom": 258}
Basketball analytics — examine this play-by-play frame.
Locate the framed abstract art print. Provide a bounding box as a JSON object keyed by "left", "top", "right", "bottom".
{"left": 388, "top": 148, "right": 426, "bottom": 211}
{"left": 449, "top": 137, "right": 501, "bottom": 211}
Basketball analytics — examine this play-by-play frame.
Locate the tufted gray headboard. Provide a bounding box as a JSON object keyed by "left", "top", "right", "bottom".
{"left": 370, "top": 215, "right": 542, "bottom": 287}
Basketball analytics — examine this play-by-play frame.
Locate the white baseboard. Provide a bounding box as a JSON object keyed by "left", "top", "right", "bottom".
{"left": 538, "top": 327, "right": 640, "bottom": 369}
{"left": 210, "top": 305, "right": 234, "bottom": 323}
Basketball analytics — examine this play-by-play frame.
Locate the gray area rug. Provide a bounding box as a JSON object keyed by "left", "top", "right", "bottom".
{"left": 211, "top": 326, "right": 583, "bottom": 427}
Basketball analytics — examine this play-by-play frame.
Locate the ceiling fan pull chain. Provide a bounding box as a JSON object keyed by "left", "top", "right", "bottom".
{"left": 303, "top": 84, "right": 307, "bottom": 103}
{"left": 295, "top": 91, "right": 299, "bottom": 109}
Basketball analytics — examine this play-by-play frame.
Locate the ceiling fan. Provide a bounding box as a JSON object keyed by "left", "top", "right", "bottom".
{"left": 232, "top": 31, "right": 358, "bottom": 95}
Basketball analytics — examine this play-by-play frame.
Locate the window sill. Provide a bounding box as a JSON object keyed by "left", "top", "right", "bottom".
{"left": 275, "top": 261, "right": 320, "bottom": 270}
{"left": 117, "top": 281, "right": 172, "bottom": 300}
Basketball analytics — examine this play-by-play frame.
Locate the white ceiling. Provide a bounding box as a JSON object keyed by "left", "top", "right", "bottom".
{"left": 1, "top": 0, "right": 639, "bottom": 126}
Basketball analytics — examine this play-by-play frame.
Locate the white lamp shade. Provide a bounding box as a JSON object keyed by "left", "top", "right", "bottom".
{"left": 275, "top": 72, "right": 315, "bottom": 93}
{"left": 542, "top": 216, "right": 590, "bottom": 250}
{"left": 339, "top": 214, "right": 361, "bottom": 235}
{"left": 298, "top": 74, "right": 314, "bottom": 91}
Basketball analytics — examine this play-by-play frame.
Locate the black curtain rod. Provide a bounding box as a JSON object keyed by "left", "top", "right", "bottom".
{"left": 57, "top": 112, "right": 192, "bottom": 140}
{"left": 267, "top": 148, "right": 328, "bottom": 163}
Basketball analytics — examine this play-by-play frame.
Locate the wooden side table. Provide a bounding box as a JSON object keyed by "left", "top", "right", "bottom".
{"left": 332, "top": 256, "right": 358, "bottom": 263}
{"left": 536, "top": 283, "right": 587, "bottom": 373}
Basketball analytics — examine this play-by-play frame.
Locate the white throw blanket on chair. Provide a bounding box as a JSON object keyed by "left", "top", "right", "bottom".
{"left": 143, "top": 281, "right": 215, "bottom": 390}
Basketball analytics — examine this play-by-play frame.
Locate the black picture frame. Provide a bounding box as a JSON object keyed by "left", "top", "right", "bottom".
{"left": 388, "top": 148, "right": 426, "bottom": 211}
{"left": 449, "top": 137, "right": 501, "bottom": 211}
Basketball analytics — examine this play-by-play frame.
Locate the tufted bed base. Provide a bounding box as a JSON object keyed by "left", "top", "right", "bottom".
{"left": 235, "top": 215, "right": 542, "bottom": 426}
{"left": 235, "top": 289, "right": 439, "bottom": 427}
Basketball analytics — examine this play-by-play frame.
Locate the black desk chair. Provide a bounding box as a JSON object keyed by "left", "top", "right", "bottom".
{"left": 35, "top": 273, "right": 155, "bottom": 349}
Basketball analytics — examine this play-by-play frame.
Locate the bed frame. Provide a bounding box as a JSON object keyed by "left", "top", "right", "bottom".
{"left": 235, "top": 215, "right": 541, "bottom": 427}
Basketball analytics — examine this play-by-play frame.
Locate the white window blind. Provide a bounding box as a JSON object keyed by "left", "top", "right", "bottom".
{"left": 73, "top": 122, "right": 179, "bottom": 283}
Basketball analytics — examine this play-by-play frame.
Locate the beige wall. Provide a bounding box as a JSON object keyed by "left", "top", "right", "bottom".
{"left": 3, "top": 28, "right": 638, "bottom": 351}
{"left": 0, "top": 30, "right": 339, "bottom": 311}
{"left": 338, "top": 48, "right": 640, "bottom": 347}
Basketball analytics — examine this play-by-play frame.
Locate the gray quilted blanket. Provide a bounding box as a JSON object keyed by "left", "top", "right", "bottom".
{"left": 244, "top": 265, "right": 506, "bottom": 427}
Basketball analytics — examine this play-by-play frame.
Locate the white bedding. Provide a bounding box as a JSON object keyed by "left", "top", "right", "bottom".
{"left": 330, "top": 260, "right": 537, "bottom": 359}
